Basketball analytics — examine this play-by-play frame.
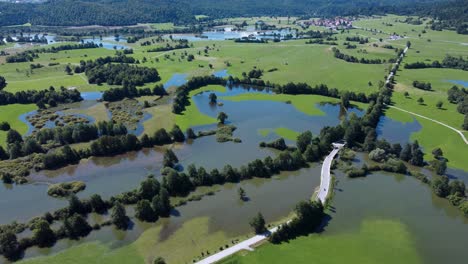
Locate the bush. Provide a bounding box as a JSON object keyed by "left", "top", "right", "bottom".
{"left": 47, "top": 181, "right": 86, "bottom": 197}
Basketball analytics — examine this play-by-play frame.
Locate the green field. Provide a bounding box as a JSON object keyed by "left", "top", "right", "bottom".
{"left": 20, "top": 217, "right": 247, "bottom": 264}
{"left": 0, "top": 104, "right": 36, "bottom": 148}
{"left": 258, "top": 127, "right": 301, "bottom": 141}
{"left": 220, "top": 219, "right": 421, "bottom": 264}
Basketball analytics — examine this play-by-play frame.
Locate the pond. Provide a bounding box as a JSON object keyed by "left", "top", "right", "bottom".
{"left": 376, "top": 115, "right": 422, "bottom": 145}
{"left": 446, "top": 79, "right": 468, "bottom": 88}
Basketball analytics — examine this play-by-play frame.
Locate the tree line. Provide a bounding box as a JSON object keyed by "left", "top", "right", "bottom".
{"left": 147, "top": 42, "right": 191, "bottom": 53}
{"left": 332, "top": 47, "right": 387, "bottom": 64}
{"left": 0, "top": 85, "right": 82, "bottom": 106}
{"left": 74, "top": 56, "right": 160, "bottom": 86}
{"left": 404, "top": 55, "right": 468, "bottom": 71}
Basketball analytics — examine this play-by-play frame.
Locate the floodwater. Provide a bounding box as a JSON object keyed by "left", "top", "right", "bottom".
{"left": 328, "top": 162, "right": 468, "bottom": 264}
{"left": 376, "top": 115, "right": 422, "bottom": 145}
{"left": 3, "top": 84, "right": 468, "bottom": 263}
{"left": 21, "top": 165, "right": 322, "bottom": 260}
{"left": 169, "top": 28, "right": 297, "bottom": 41}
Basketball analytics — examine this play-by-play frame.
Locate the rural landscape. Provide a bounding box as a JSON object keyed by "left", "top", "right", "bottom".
{"left": 0, "top": 0, "right": 467, "bottom": 263}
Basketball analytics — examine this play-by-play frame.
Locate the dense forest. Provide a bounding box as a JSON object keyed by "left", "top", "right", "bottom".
{"left": 0, "top": 0, "right": 466, "bottom": 31}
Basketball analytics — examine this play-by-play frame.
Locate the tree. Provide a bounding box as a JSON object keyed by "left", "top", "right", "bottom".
{"left": 6, "top": 129, "right": 22, "bottom": 144}
{"left": 0, "top": 146, "right": 8, "bottom": 160}
{"left": 463, "top": 114, "right": 468, "bottom": 130}
{"left": 209, "top": 93, "right": 217, "bottom": 104}
{"left": 111, "top": 202, "right": 129, "bottom": 230}
{"left": 163, "top": 149, "right": 179, "bottom": 168}
{"left": 249, "top": 212, "right": 267, "bottom": 234}
{"left": 170, "top": 125, "right": 185, "bottom": 142}
{"left": 432, "top": 148, "right": 443, "bottom": 158}
{"left": 217, "top": 112, "right": 228, "bottom": 124}
{"left": 369, "top": 148, "right": 386, "bottom": 162}
{"left": 432, "top": 175, "right": 450, "bottom": 197}
{"left": 296, "top": 131, "right": 312, "bottom": 153}
{"left": 0, "top": 231, "right": 20, "bottom": 260}
{"left": 433, "top": 159, "right": 447, "bottom": 175}
{"left": 90, "top": 194, "right": 107, "bottom": 213}
{"left": 0, "top": 121, "right": 10, "bottom": 131}
{"left": 0, "top": 76, "right": 6, "bottom": 90}
{"left": 68, "top": 195, "right": 85, "bottom": 215}
{"left": 417, "top": 97, "right": 424, "bottom": 104}
{"left": 65, "top": 65, "right": 73, "bottom": 75}
{"left": 436, "top": 101, "right": 443, "bottom": 109}
{"left": 186, "top": 128, "right": 197, "bottom": 139}
{"left": 400, "top": 143, "right": 412, "bottom": 161}
{"left": 32, "top": 219, "right": 56, "bottom": 247}
{"left": 135, "top": 199, "right": 156, "bottom": 222}
{"left": 153, "top": 257, "right": 166, "bottom": 264}
{"left": 63, "top": 214, "right": 92, "bottom": 239}
{"left": 238, "top": 187, "right": 246, "bottom": 201}
{"left": 152, "top": 188, "right": 171, "bottom": 217}
{"left": 449, "top": 180, "right": 465, "bottom": 196}
{"left": 139, "top": 175, "right": 160, "bottom": 200}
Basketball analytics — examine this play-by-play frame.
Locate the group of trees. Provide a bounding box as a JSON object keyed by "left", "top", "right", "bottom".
{"left": 147, "top": 41, "right": 190, "bottom": 52}
{"left": 269, "top": 200, "right": 324, "bottom": 243}
{"left": 332, "top": 47, "right": 385, "bottom": 64}
{"left": 78, "top": 57, "right": 160, "bottom": 86}
{"left": 412, "top": 80, "right": 432, "bottom": 91}
{"left": 0, "top": 120, "right": 130, "bottom": 163}
{"left": 102, "top": 83, "right": 167, "bottom": 102}
{"left": 447, "top": 86, "right": 468, "bottom": 129}
{"left": 0, "top": 85, "right": 82, "bottom": 106}
{"left": 404, "top": 55, "right": 468, "bottom": 71}
{"left": 345, "top": 36, "right": 369, "bottom": 44}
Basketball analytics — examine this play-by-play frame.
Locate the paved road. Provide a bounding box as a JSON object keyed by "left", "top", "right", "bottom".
{"left": 194, "top": 225, "right": 281, "bottom": 264}
{"left": 317, "top": 143, "right": 344, "bottom": 203}
{"left": 387, "top": 105, "right": 468, "bottom": 145}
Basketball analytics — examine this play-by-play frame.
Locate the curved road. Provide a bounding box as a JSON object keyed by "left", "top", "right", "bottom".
{"left": 387, "top": 105, "right": 468, "bottom": 145}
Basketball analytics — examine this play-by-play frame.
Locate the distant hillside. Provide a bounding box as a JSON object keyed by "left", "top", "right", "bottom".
{"left": 0, "top": 0, "right": 466, "bottom": 28}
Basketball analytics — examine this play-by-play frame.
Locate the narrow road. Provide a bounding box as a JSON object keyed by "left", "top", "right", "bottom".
{"left": 387, "top": 105, "right": 468, "bottom": 145}
{"left": 195, "top": 144, "right": 344, "bottom": 264}
{"left": 317, "top": 143, "right": 345, "bottom": 203}
{"left": 194, "top": 225, "right": 281, "bottom": 264}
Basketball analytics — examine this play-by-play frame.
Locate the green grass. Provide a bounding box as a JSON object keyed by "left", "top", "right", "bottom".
{"left": 20, "top": 217, "right": 241, "bottom": 264}
{"left": 0, "top": 104, "right": 36, "bottom": 147}
{"left": 149, "top": 23, "right": 177, "bottom": 30}
{"left": 219, "top": 219, "right": 421, "bottom": 264}
{"left": 175, "top": 85, "right": 227, "bottom": 131}
{"left": 258, "top": 127, "right": 300, "bottom": 141}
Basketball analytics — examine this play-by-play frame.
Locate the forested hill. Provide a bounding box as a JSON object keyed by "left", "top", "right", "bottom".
{"left": 0, "top": 0, "right": 466, "bottom": 27}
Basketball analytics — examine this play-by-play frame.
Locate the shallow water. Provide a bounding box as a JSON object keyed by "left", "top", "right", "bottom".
{"left": 21, "top": 165, "right": 322, "bottom": 260}
{"left": 328, "top": 167, "right": 468, "bottom": 264}
{"left": 447, "top": 79, "right": 468, "bottom": 88}
{"left": 376, "top": 115, "right": 422, "bottom": 145}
